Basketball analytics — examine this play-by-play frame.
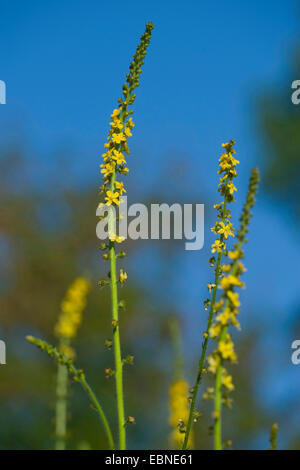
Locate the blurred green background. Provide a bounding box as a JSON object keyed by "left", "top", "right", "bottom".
{"left": 0, "top": 0, "right": 300, "bottom": 449}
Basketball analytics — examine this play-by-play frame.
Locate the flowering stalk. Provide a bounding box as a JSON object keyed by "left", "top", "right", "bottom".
{"left": 182, "top": 140, "right": 238, "bottom": 449}
{"left": 99, "top": 23, "right": 154, "bottom": 450}
{"left": 54, "top": 278, "right": 90, "bottom": 450}
{"left": 208, "top": 167, "right": 259, "bottom": 450}
{"left": 26, "top": 335, "right": 115, "bottom": 450}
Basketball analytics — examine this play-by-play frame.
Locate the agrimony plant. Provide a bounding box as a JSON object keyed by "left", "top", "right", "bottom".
{"left": 168, "top": 318, "right": 194, "bottom": 449}
{"left": 207, "top": 166, "right": 259, "bottom": 449}
{"left": 182, "top": 140, "right": 239, "bottom": 449}
{"left": 183, "top": 142, "right": 259, "bottom": 450}
{"left": 98, "top": 22, "right": 154, "bottom": 450}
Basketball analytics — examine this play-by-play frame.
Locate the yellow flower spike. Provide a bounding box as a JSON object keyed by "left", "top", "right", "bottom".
{"left": 55, "top": 278, "right": 91, "bottom": 340}
{"left": 200, "top": 167, "right": 259, "bottom": 451}
{"left": 127, "top": 117, "right": 135, "bottom": 128}
{"left": 182, "top": 139, "right": 240, "bottom": 450}
{"left": 169, "top": 380, "right": 193, "bottom": 449}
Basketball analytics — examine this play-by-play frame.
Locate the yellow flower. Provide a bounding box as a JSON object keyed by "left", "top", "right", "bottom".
{"left": 227, "top": 182, "right": 237, "bottom": 195}
{"left": 119, "top": 269, "right": 127, "bottom": 283}
{"left": 127, "top": 117, "right": 135, "bottom": 128}
{"left": 111, "top": 150, "right": 126, "bottom": 165}
{"left": 218, "top": 339, "right": 237, "bottom": 362}
{"left": 105, "top": 190, "right": 120, "bottom": 206}
{"left": 221, "top": 264, "right": 231, "bottom": 273}
{"left": 222, "top": 140, "right": 236, "bottom": 150}
{"left": 217, "top": 221, "right": 234, "bottom": 239}
{"left": 115, "top": 181, "right": 126, "bottom": 194}
{"left": 207, "top": 354, "right": 220, "bottom": 374}
{"left": 222, "top": 373, "right": 234, "bottom": 391}
{"left": 112, "top": 132, "right": 126, "bottom": 144}
{"left": 227, "top": 291, "right": 240, "bottom": 307}
{"left": 211, "top": 239, "right": 225, "bottom": 254}
{"left": 109, "top": 231, "right": 125, "bottom": 243}
{"left": 228, "top": 250, "right": 240, "bottom": 260}
{"left": 111, "top": 108, "right": 121, "bottom": 119}
{"left": 220, "top": 275, "right": 244, "bottom": 290}
{"left": 209, "top": 323, "right": 222, "bottom": 338}
{"left": 110, "top": 118, "right": 123, "bottom": 130}
{"left": 55, "top": 278, "right": 90, "bottom": 339}
{"left": 216, "top": 308, "right": 233, "bottom": 325}
{"left": 207, "top": 283, "right": 216, "bottom": 294}
{"left": 102, "top": 150, "right": 112, "bottom": 162}
{"left": 124, "top": 126, "right": 132, "bottom": 137}
{"left": 100, "top": 162, "right": 115, "bottom": 178}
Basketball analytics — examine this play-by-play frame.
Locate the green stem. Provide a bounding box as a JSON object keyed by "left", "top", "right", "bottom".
{"left": 182, "top": 186, "right": 229, "bottom": 450}
{"left": 108, "top": 173, "right": 126, "bottom": 450}
{"left": 214, "top": 357, "right": 223, "bottom": 449}
{"left": 55, "top": 361, "right": 68, "bottom": 450}
{"left": 78, "top": 369, "right": 115, "bottom": 450}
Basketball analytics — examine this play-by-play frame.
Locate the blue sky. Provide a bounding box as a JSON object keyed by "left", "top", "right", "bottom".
{"left": 0, "top": 0, "right": 300, "bottom": 447}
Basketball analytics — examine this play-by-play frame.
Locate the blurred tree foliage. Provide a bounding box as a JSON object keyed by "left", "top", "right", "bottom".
{"left": 259, "top": 49, "right": 300, "bottom": 217}
{"left": 258, "top": 46, "right": 300, "bottom": 450}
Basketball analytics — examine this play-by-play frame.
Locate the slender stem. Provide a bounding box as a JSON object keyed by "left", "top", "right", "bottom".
{"left": 214, "top": 357, "right": 223, "bottom": 449}
{"left": 182, "top": 186, "right": 229, "bottom": 450}
{"left": 55, "top": 362, "right": 68, "bottom": 450}
{"left": 108, "top": 175, "right": 126, "bottom": 450}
